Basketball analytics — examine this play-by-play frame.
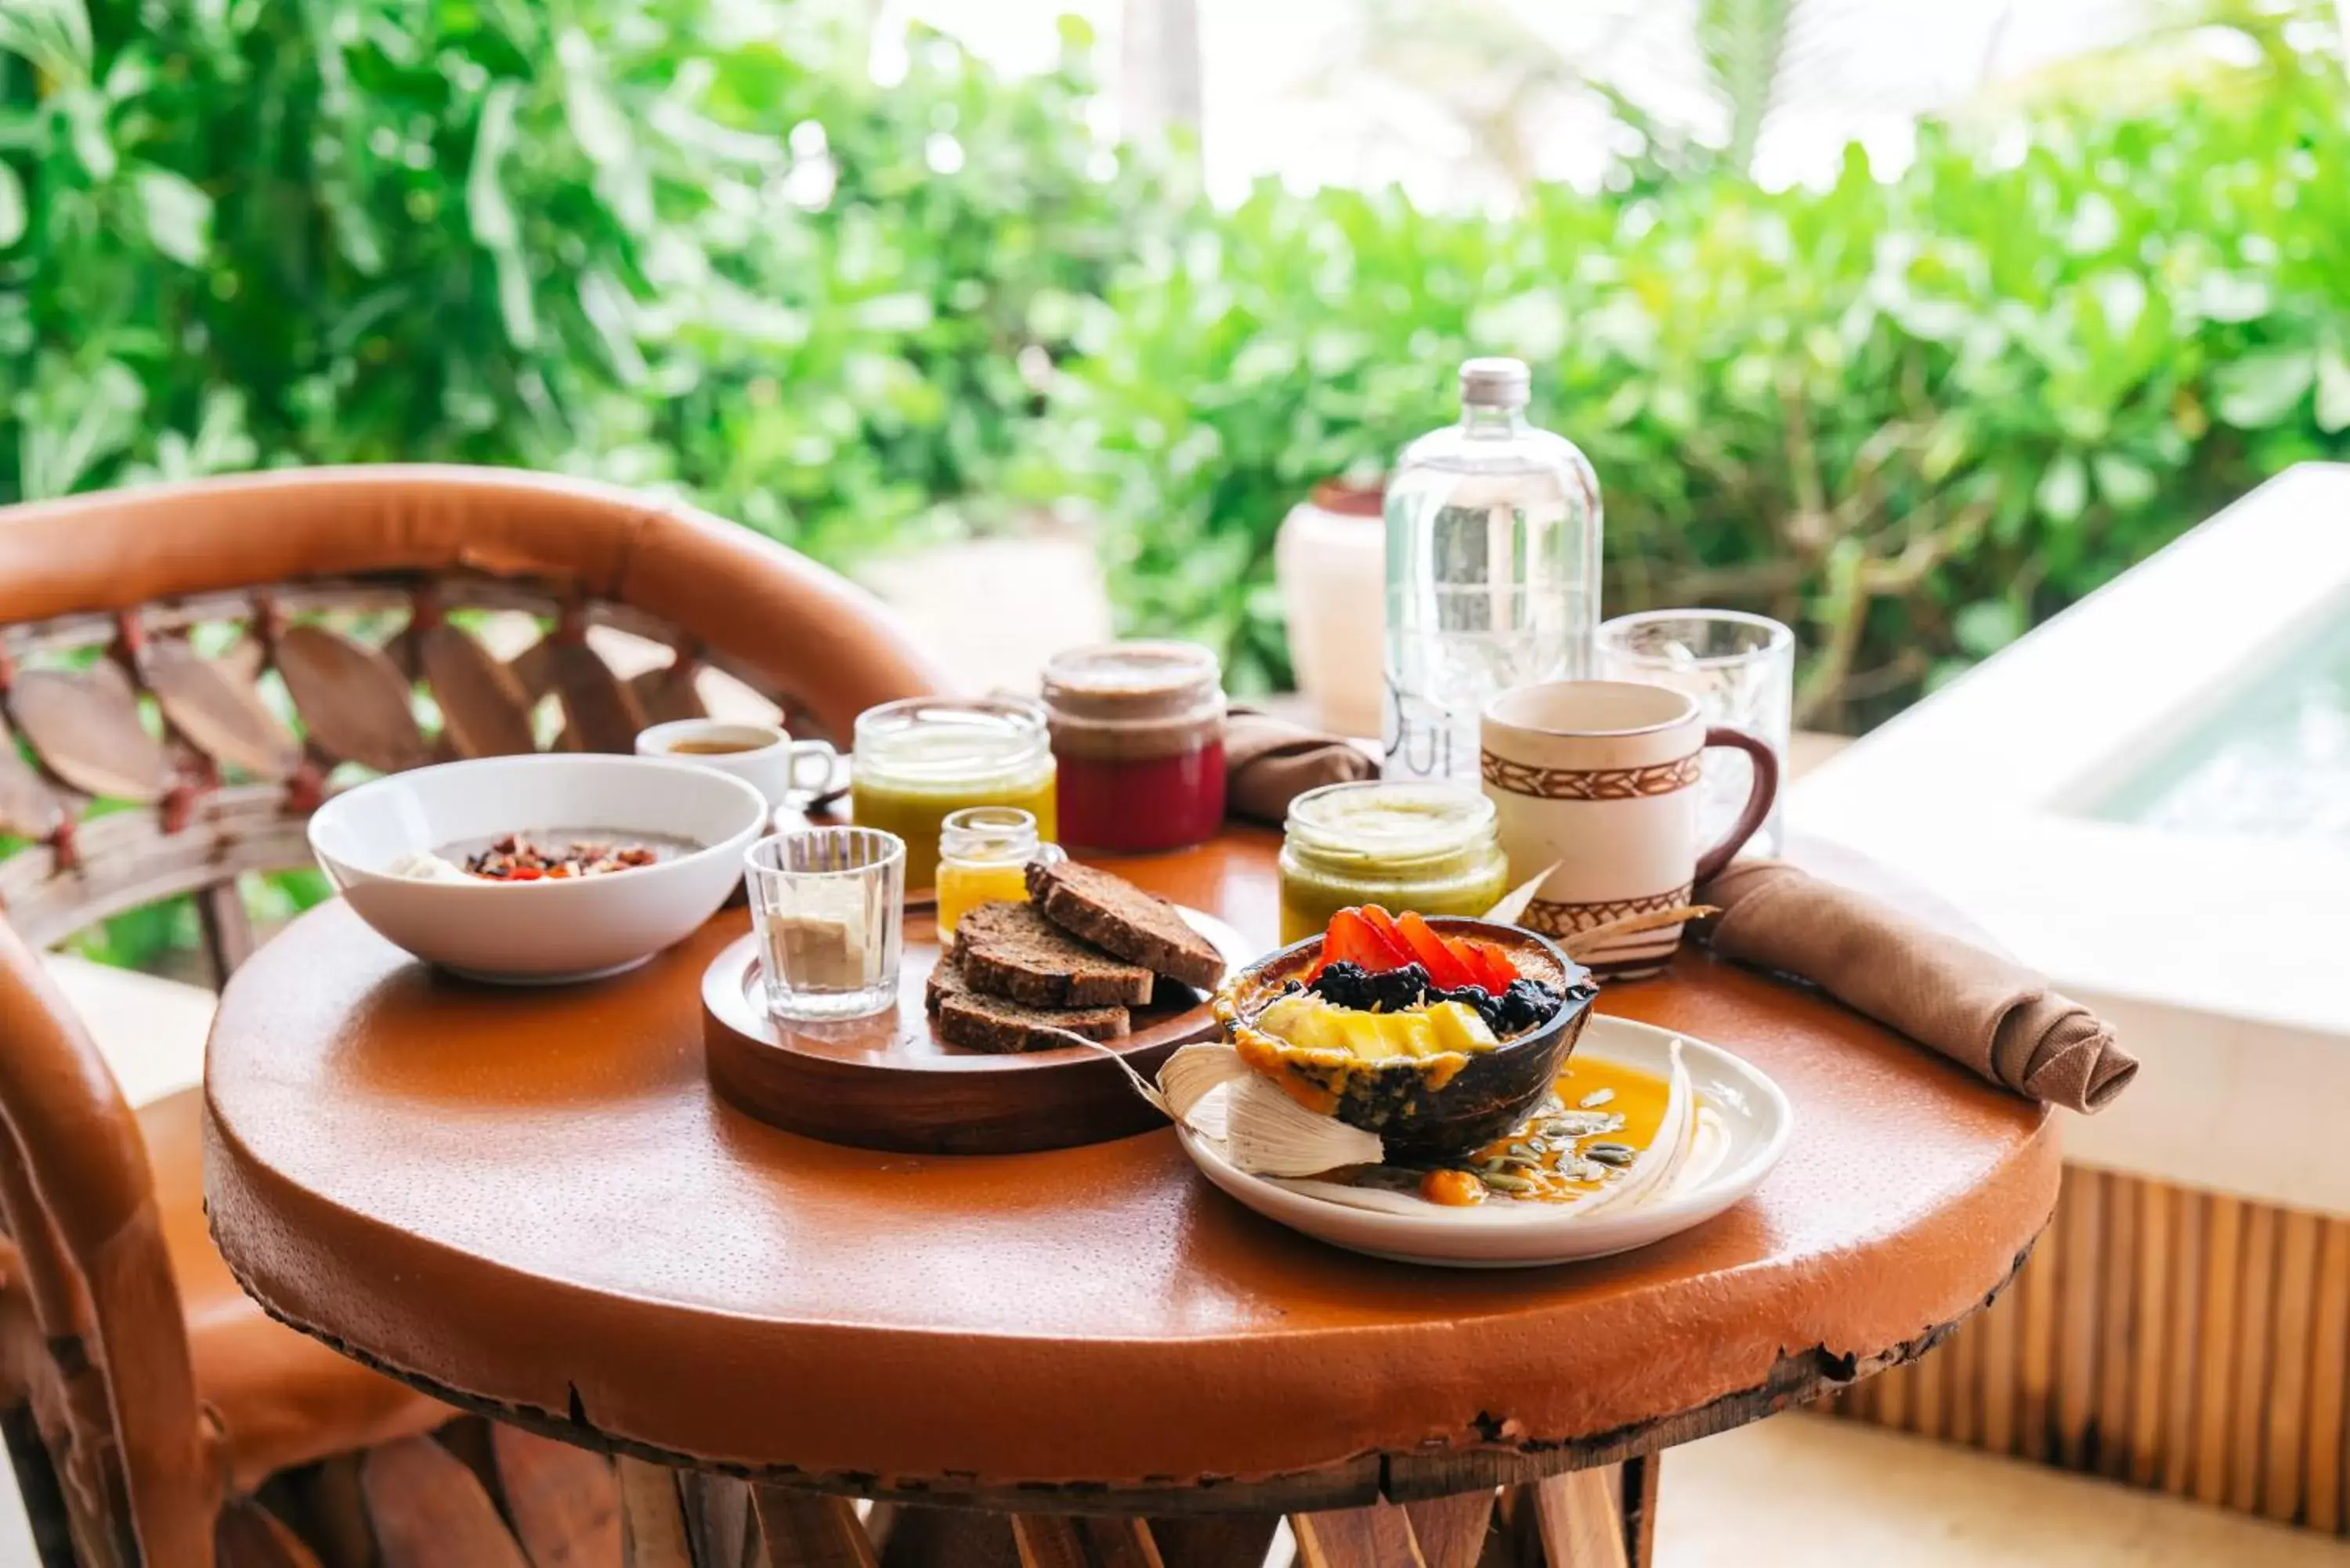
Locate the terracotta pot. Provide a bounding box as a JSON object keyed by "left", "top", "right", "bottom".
{"left": 1273, "top": 479, "right": 1385, "bottom": 740}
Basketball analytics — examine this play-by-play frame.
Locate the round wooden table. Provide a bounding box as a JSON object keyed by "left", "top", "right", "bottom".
{"left": 204, "top": 829, "right": 2057, "bottom": 1567}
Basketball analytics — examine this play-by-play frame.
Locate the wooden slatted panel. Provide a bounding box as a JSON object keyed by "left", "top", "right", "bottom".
{"left": 2308, "top": 1219, "right": 2350, "bottom": 1534}
{"left": 1822, "top": 1169, "right": 2350, "bottom": 1541}
{"left": 2053, "top": 1171, "right": 2104, "bottom": 1469}
{"left": 2093, "top": 1171, "right": 2137, "bottom": 1479}
{"left": 2226, "top": 1201, "right": 2279, "bottom": 1515}
{"left": 1911, "top": 1318, "right": 1947, "bottom": 1439}
{"left": 2161, "top": 1183, "right": 2207, "bottom": 1499}
{"left": 2015, "top": 1183, "right": 2062, "bottom": 1463}
{"left": 1943, "top": 1313, "right": 1983, "bottom": 1448}
{"left": 2189, "top": 1191, "right": 2243, "bottom": 1505}
{"left": 2265, "top": 1210, "right": 2323, "bottom": 1525}
{"left": 1875, "top": 1345, "right": 1912, "bottom": 1433}
{"left": 1977, "top": 1237, "right": 2022, "bottom": 1458}
{"left": 2126, "top": 1179, "right": 2174, "bottom": 1489}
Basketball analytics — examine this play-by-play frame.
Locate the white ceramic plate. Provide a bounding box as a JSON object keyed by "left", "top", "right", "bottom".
{"left": 309, "top": 753, "right": 768, "bottom": 984}
{"left": 1176, "top": 1016, "right": 1791, "bottom": 1268}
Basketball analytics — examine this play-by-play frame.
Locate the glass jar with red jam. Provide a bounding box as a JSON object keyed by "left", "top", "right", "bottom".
{"left": 1042, "top": 641, "right": 1227, "bottom": 854}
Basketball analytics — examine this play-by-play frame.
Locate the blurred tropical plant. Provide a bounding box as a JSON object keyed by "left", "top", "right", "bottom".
{"left": 1052, "top": 42, "right": 2350, "bottom": 721}
{"left": 1300, "top": 0, "right": 1855, "bottom": 193}
{"left": 0, "top": 0, "right": 1150, "bottom": 547}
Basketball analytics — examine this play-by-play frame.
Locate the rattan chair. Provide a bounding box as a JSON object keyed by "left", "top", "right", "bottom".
{"left": 0, "top": 467, "right": 947, "bottom": 1565}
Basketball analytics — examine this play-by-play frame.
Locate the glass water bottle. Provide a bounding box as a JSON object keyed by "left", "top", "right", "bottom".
{"left": 1382, "top": 357, "right": 1602, "bottom": 782}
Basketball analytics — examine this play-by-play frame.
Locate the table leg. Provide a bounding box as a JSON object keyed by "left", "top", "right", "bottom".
{"left": 610, "top": 1458, "right": 1662, "bottom": 1568}
{"left": 1289, "top": 1460, "right": 1656, "bottom": 1568}
{"left": 1144, "top": 1516, "right": 1282, "bottom": 1568}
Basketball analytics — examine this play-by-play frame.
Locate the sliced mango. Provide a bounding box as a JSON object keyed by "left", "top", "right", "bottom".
{"left": 1421, "top": 1000, "right": 1499, "bottom": 1054}
{"left": 1256, "top": 994, "right": 1499, "bottom": 1062}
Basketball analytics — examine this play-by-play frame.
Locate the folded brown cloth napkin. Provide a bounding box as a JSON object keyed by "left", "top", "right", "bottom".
{"left": 1224, "top": 705, "right": 1378, "bottom": 825}
{"left": 1695, "top": 859, "right": 2138, "bottom": 1113}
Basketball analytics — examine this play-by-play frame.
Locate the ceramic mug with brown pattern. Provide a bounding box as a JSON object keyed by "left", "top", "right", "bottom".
{"left": 1480, "top": 681, "right": 1777, "bottom": 978}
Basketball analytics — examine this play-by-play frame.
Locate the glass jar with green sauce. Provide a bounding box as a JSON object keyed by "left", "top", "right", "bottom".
{"left": 1278, "top": 782, "right": 1509, "bottom": 943}
{"left": 851, "top": 698, "right": 1057, "bottom": 892}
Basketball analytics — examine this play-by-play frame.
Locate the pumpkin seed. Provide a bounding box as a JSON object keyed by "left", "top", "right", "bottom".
{"left": 1579, "top": 1088, "right": 1616, "bottom": 1108}
{"left": 1481, "top": 1172, "right": 1536, "bottom": 1193}
{"left": 1587, "top": 1143, "right": 1636, "bottom": 1167}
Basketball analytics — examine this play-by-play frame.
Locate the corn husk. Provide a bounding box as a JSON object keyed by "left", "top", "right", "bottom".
{"left": 1068, "top": 1035, "right": 1386, "bottom": 1177}
{"left": 1480, "top": 863, "right": 1559, "bottom": 927}
{"left": 1216, "top": 1074, "right": 1384, "bottom": 1176}
{"left": 1570, "top": 1037, "right": 1694, "bottom": 1216}
{"left": 1156, "top": 1041, "right": 1253, "bottom": 1121}
{"left": 1556, "top": 906, "right": 1717, "bottom": 963}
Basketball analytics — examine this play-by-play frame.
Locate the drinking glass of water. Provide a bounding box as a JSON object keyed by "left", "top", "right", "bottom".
{"left": 744, "top": 827, "right": 906, "bottom": 1020}
{"left": 1596, "top": 610, "right": 1795, "bottom": 858}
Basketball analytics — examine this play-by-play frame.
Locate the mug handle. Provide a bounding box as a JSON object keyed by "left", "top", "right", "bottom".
{"left": 786, "top": 740, "right": 846, "bottom": 797}
{"left": 1692, "top": 727, "right": 1781, "bottom": 883}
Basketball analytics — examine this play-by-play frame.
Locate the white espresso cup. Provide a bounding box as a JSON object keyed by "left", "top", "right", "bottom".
{"left": 634, "top": 719, "right": 841, "bottom": 812}
{"left": 1480, "top": 681, "right": 1777, "bottom": 979}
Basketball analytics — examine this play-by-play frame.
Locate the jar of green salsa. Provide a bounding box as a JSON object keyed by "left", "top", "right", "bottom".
{"left": 1277, "top": 782, "right": 1509, "bottom": 943}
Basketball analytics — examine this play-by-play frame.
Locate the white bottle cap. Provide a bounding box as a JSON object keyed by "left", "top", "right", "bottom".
{"left": 1459, "top": 356, "right": 1530, "bottom": 410}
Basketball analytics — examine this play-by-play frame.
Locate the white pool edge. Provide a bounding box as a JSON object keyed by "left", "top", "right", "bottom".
{"left": 1789, "top": 463, "right": 2350, "bottom": 1215}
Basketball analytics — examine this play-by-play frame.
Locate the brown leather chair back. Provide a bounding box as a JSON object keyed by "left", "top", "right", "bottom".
{"left": 0, "top": 926, "right": 212, "bottom": 1566}
{"left": 0, "top": 467, "right": 951, "bottom": 1562}
{"left": 0, "top": 465, "right": 949, "bottom": 962}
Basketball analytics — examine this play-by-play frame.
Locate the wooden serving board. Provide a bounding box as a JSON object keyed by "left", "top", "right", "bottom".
{"left": 700, "top": 904, "right": 1254, "bottom": 1154}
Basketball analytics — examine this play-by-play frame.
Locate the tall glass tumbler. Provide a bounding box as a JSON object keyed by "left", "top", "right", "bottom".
{"left": 745, "top": 827, "right": 906, "bottom": 1021}
{"left": 1596, "top": 610, "right": 1795, "bottom": 858}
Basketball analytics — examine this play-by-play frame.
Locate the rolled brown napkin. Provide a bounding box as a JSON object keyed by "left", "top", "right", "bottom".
{"left": 1224, "top": 704, "right": 1378, "bottom": 825}
{"left": 1695, "top": 858, "right": 2138, "bottom": 1113}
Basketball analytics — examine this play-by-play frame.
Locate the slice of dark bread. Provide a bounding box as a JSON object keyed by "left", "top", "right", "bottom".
{"left": 1026, "top": 859, "right": 1226, "bottom": 991}
{"left": 925, "top": 952, "right": 1130, "bottom": 1053}
{"left": 950, "top": 901, "right": 1155, "bottom": 1007}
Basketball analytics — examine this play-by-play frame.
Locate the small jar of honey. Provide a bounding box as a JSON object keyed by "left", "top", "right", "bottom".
{"left": 935, "top": 807, "right": 1063, "bottom": 938}
{"left": 1277, "top": 781, "right": 1509, "bottom": 944}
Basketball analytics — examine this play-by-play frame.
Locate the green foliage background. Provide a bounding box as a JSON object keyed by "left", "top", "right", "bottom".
{"left": 5, "top": 2, "right": 2348, "bottom": 735}
{"left": 1055, "top": 54, "right": 2350, "bottom": 720}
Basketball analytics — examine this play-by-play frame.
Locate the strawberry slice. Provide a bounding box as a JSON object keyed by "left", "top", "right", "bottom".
{"left": 1393, "top": 912, "right": 1478, "bottom": 990}
{"left": 1355, "top": 905, "right": 1417, "bottom": 969}
{"left": 1322, "top": 908, "right": 1390, "bottom": 972}
{"left": 1462, "top": 939, "right": 1519, "bottom": 993}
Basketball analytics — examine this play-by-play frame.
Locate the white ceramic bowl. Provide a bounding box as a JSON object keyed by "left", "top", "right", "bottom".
{"left": 308, "top": 753, "right": 768, "bottom": 983}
